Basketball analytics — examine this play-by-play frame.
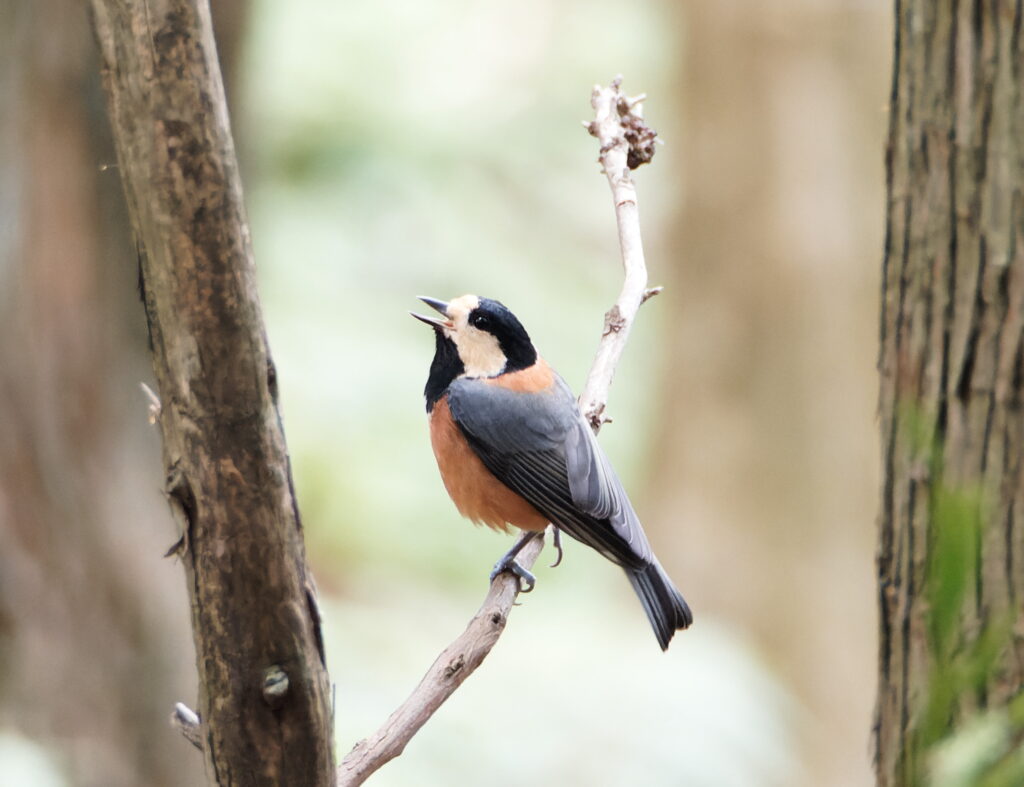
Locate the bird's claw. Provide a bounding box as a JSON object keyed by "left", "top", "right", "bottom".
{"left": 490, "top": 556, "right": 537, "bottom": 593}
{"left": 549, "top": 526, "right": 563, "bottom": 568}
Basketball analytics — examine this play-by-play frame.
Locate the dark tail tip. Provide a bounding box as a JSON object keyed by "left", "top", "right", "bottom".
{"left": 626, "top": 561, "right": 693, "bottom": 651}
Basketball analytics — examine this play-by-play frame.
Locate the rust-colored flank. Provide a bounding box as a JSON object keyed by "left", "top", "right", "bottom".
{"left": 429, "top": 396, "right": 549, "bottom": 532}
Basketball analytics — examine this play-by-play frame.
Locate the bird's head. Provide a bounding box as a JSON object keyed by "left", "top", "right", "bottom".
{"left": 412, "top": 294, "right": 537, "bottom": 379}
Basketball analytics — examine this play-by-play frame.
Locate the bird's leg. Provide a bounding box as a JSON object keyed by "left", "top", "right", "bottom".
{"left": 490, "top": 530, "right": 542, "bottom": 593}
{"left": 549, "top": 526, "right": 564, "bottom": 568}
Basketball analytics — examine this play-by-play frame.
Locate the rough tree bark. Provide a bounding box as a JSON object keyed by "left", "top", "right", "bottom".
{"left": 876, "top": 1, "right": 1024, "bottom": 784}
{"left": 88, "top": 1, "right": 334, "bottom": 784}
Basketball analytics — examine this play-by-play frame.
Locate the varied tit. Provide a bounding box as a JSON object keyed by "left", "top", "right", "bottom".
{"left": 412, "top": 294, "right": 692, "bottom": 650}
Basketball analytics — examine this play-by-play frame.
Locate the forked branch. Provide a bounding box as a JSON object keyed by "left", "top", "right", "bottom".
{"left": 581, "top": 76, "right": 661, "bottom": 432}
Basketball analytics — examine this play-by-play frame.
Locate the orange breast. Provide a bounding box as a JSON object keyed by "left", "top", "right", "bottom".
{"left": 482, "top": 358, "right": 554, "bottom": 392}
{"left": 429, "top": 396, "right": 549, "bottom": 533}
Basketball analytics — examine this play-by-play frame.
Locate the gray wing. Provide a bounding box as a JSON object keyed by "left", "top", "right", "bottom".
{"left": 446, "top": 374, "right": 653, "bottom": 568}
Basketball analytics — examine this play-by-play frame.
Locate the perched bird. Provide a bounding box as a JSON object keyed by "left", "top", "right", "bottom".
{"left": 411, "top": 294, "right": 693, "bottom": 650}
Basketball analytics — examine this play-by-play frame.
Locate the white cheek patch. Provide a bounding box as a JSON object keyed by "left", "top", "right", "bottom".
{"left": 444, "top": 294, "right": 506, "bottom": 378}
{"left": 454, "top": 327, "right": 506, "bottom": 378}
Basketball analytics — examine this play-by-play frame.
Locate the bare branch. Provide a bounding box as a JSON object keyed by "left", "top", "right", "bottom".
{"left": 335, "top": 76, "right": 661, "bottom": 785}
{"left": 337, "top": 531, "right": 547, "bottom": 786}
{"left": 171, "top": 703, "right": 202, "bottom": 751}
{"left": 580, "top": 76, "right": 659, "bottom": 431}
{"left": 140, "top": 382, "right": 161, "bottom": 424}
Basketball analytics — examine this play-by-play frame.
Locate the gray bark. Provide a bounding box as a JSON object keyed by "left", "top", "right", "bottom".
{"left": 876, "top": 1, "right": 1024, "bottom": 783}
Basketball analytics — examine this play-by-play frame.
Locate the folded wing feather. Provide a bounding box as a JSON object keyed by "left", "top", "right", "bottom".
{"left": 447, "top": 375, "right": 653, "bottom": 567}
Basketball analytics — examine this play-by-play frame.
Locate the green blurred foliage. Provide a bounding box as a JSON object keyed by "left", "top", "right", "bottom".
{"left": 929, "top": 694, "right": 1024, "bottom": 787}
{"left": 925, "top": 485, "right": 981, "bottom": 666}
{"left": 901, "top": 406, "right": 1021, "bottom": 786}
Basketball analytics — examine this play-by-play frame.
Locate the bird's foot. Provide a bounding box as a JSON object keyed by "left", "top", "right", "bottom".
{"left": 490, "top": 555, "right": 537, "bottom": 593}
{"left": 489, "top": 530, "right": 543, "bottom": 593}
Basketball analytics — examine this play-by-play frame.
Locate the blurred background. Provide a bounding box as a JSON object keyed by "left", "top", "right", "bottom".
{"left": 0, "top": 0, "right": 888, "bottom": 785}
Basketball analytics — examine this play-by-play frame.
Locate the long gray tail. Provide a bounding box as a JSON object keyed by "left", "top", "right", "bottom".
{"left": 626, "top": 561, "right": 693, "bottom": 650}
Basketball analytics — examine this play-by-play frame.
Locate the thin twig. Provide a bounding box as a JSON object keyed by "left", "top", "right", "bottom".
{"left": 171, "top": 703, "right": 202, "bottom": 751}
{"left": 581, "top": 76, "right": 660, "bottom": 432}
{"left": 336, "top": 532, "right": 547, "bottom": 786}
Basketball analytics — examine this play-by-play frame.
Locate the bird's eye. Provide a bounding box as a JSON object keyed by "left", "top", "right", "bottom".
{"left": 470, "top": 313, "right": 490, "bottom": 329}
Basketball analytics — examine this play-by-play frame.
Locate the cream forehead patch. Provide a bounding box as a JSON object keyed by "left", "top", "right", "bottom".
{"left": 445, "top": 294, "right": 481, "bottom": 328}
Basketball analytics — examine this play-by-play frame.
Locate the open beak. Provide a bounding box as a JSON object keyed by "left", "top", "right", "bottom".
{"left": 410, "top": 296, "right": 452, "bottom": 329}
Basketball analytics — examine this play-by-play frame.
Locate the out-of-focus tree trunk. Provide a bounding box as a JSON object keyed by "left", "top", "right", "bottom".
{"left": 0, "top": 2, "right": 199, "bottom": 785}
{"left": 0, "top": 2, "right": 246, "bottom": 785}
{"left": 647, "top": 2, "right": 888, "bottom": 785}
{"left": 875, "top": 2, "right": 1024, "bottom": 784}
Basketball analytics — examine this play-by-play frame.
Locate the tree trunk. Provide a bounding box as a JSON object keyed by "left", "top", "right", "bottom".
{"left": 876, "top": 1, "right": 1024, "bottom": 783}
{"left": 88, "top": 1, "right": 334, "bottom": 784}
